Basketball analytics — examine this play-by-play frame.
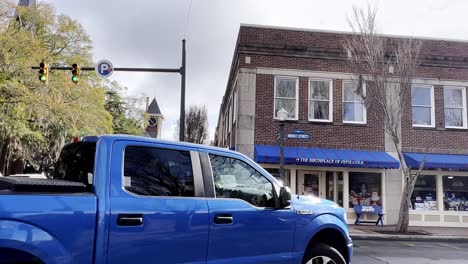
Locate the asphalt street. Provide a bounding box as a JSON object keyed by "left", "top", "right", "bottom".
{"left": 353, "top": 240, "right": 468, "bottom": 264}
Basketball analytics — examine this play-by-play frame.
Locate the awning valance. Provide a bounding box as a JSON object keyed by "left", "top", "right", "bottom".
{"left": 254, "top": 145, "right": 399, "bottom": 169}
{"left": 404, "top": 152, "right": 468, "bottom": 171}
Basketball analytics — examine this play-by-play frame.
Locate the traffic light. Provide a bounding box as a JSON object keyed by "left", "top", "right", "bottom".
{"left": 71, "top": 63, "right": 80, "bottom": 84}
{"left": 38, "top": 62, "right": 48, "bottom": 83}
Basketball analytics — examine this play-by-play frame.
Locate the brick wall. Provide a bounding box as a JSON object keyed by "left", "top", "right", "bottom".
{"left": 218, "top": 25, "right": 468, "bottom": 154}
{"left": 402, "top": 85, "right": 468, "bottom": 155}
{"left": 254, "top": 74, "right": 384, "bottom": 151}
{"left": 239, "top": 25, "right": 468, "bottom": 59}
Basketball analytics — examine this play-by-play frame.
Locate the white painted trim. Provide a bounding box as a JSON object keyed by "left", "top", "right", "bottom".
{"left": 382, "top": 170, "right": 387, "bottom": 225}
{"left": 409, "top": 210, "right": 468, "bottom": 227}
{"left": 308, "top": 78, "right": 333, "bottom": 122}
{"left": 411, "top": 84, "right": 436, "bottom": 128}
{"left": 273, "top": 76, "right": 299, "bottom": 121}
{"left": 412, "top": 78, "right": 468, "bottom": 87}
{"left": 342, "top": 80, "right": 367, "bottom": 124}
{"left": 437, "top": 174, "right": 444, "bottom": 212}
{"left": 343, "top": 171, "right": 350, "bottom": 210}
{"left": 257, "top": 68, "right": 354, "bottom": 80}
{"left": 443, "top": 86, "right": 468, "bottom": 129}
{"left": 243, "top": 68, "right": 468, "bottom": 87}
{"left": 290, "top": 168, "right": 297, "bottom": 194}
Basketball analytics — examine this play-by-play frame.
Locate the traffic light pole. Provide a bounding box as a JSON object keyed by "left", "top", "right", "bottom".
{"left": 180, "top": 39, "right": 186, "bottom": 142}
{"left": 31, "top": 39, "right": 187, "bottom": 142}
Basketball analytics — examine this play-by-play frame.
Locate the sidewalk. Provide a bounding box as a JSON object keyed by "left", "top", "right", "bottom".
{"left": 350, "top": 225, "right": 468, "bottom": 242}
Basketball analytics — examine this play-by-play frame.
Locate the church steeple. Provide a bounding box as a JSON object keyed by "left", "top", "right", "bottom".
{"left": 145, "top": 97, "right": 163, "bottom": 139}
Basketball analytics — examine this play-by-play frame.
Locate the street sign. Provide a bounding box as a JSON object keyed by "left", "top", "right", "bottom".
{"left": 95, "top": 60, "right": 114, "bottom": 78}
{"left": 292, "top": 129, "right": 305, "bottom": 134}
{"left": 287, "top": 133, "right": 312, "bottom": 139}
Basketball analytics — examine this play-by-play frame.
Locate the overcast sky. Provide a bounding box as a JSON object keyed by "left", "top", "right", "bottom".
{"left": 43, "top": 0, "right": 468, "bottom": 141}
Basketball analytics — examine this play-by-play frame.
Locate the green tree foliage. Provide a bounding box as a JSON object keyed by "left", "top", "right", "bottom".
{"left": 103, "top": 80, "right": 147, "bottom": 135}
{"left": 0, "top": 1, "right": 113, "bottom": 174}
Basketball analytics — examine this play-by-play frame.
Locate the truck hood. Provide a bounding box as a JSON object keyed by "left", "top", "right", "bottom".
{"left": 290, "top": 195, "right": 346, "bottom": 222}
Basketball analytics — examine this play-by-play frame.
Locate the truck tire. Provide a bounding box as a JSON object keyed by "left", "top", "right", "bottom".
{"left": 303, "top": 243, "right": 346, "bottom": 264}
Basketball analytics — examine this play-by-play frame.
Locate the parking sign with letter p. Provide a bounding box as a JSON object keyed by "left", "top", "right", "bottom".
{"left": 95, "top": 60, "right": 114, "bottom": 78}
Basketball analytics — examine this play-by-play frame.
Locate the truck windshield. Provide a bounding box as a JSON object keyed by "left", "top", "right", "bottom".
{"left": 54, "top": 142, "right": 96, "bottom": 185}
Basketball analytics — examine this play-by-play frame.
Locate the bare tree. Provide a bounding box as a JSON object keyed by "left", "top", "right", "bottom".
{"left": 344, "top": 5, "right": 423, "bottom": 233}
{"left": 180, "top": 105, "right": 209, "bottom": 144}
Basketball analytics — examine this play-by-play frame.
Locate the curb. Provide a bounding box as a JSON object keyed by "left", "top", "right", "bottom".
{"left": 351, "top": 234, "right": 468, "bottom": 243}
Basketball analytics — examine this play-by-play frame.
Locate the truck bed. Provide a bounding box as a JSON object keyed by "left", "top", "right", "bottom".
{"left": 0, "top": 193, "right": 98, "bottom": 263}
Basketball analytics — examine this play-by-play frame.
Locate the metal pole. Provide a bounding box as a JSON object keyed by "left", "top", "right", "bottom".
{"left": 179, "top": 39, "right": 186, "bottom": 142}
{"left": 279, "top": 122, "right": 285, "bottom": 179}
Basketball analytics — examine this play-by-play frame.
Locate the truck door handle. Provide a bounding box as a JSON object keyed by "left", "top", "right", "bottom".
{"left": 214, "top": 214, "right": 233, "bottom": 224}
{"left": 117, "top": 214, "right": 143, "bottom": 226}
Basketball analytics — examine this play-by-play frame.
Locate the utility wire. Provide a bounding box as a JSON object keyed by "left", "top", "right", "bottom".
{"left": 183, "top": 0, "right": 193, "bottom": 39}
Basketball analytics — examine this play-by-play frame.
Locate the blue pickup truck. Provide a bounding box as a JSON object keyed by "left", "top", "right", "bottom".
{"left": 0, "top": 135, "right": 352, "bottom": 264}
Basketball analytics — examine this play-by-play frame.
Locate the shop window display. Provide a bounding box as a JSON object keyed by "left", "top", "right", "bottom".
{"left": 443, "top": 176, "right": 468, "bottom": 211}
{"left": 349, "top": 172, "right": 381, "bottom": 208}
{"left": 411, "top": 175, "right": 437, "bottom": 211}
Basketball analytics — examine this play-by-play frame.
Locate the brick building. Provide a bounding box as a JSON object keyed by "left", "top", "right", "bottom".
{"left": 215, "top": 24, "right": 468, "bottom": 227}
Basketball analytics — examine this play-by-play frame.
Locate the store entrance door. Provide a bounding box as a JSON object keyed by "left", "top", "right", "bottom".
{"left": 297, "top": 171, "right": 325, "bottom": 198}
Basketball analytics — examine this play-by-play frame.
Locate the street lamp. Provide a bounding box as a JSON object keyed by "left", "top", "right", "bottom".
{"left": 277, "top": 108, "right": 288, "bottom": 182}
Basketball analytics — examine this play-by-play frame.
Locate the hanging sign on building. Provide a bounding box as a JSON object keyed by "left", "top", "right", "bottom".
{"left": 295, "top": 157, "right": 365, "bottom": 166}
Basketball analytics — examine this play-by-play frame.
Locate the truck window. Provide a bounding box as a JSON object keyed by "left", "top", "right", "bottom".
{"left": 54, "top": 142, "right": 96, "bottom": 186}
{"left": 124, "top": 146, "right": 194, "bottom": 197}
{"left": 209, "top": 154, "right": 274, "bottom": 207}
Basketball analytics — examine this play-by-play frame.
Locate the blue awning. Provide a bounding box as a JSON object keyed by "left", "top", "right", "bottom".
{"left": 404, "top": 153, "right": 468, "bottom": 171}
{"left": 254, "top": 145, "right": 399, "bottom": 169}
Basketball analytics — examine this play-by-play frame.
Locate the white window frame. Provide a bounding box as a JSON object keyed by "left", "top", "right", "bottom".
{"left": 273, "top": 76, "right": 299, "bottom": 121}
{"left": 411, "top": 84, "right": 435, "bottom": 128}
{"left": 342, "top": 80, "right": 367, "bottom": 124}
{"left": 444, "top": 86, "right": 467, "bottom": 129}
{"left": 308, "top": 78, "right": 333, "bottom": 122}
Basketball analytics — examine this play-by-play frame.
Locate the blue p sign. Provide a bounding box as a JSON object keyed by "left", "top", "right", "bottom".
{"left": 95, "top": 60, "right": 114, "bottom": 78}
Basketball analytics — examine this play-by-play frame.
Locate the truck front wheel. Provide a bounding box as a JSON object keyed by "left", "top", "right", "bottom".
{"left": 303, "top": 243, "right": 346, "bottom": 264}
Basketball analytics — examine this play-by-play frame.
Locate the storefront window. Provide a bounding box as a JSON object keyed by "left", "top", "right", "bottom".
{"left": 443, "top": 176, "right": 468, "bottom": 211}
{"left": 349, "top": 172, "right": 381, "bottom": 208}
{"left": 411, "top": 175, "right": 437, "bottom": 211}
{"left": 264, "top": 168, "right": 290, "bottom": 187}
{"left": 326, "top": 171, "right": 343, "bottom": 207}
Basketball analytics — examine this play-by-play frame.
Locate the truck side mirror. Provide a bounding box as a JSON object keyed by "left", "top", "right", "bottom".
{"left": 278, "top": 186, "right": 292, "bottom": 209}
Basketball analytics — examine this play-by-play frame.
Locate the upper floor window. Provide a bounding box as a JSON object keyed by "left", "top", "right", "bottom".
{"left": 309, "top": 78, "right": 333, "bottom": 122}
{"left": 210, "top": 154, "right": 275, "bottom": 208}
{"left": 444, "top": 86, "right": 467, "bottom": 129}
{"left": 274, "top": 76, "right": 298, "bottom": 120}
{"left": 343, "top": 80, "right": 366, "bottom": 124}
{"left": 412, "top": 85, "right": 435, "bottom": 127}
{"left": 124, "top": 146, "right": 194, "bottom": 197}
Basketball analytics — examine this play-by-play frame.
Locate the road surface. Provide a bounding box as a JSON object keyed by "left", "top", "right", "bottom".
{"left": 353, "top": 239, "right": 468, "bottom": 263}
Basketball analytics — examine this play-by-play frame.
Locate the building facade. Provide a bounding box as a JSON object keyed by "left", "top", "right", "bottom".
{"left": 215, "top": 24, "right": 468, "bottom": 227}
